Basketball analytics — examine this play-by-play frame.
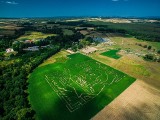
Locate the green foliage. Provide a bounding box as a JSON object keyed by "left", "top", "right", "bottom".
{"left": 101, "top": 50, "right": 121, "bottom": 59}
{"left": 16, "top": 108, "right": 35, "bottom": 120}
{"left": 143, "top": 54, "right": 160, "bottom": 62}
{"left": 79, "top": 39, "right": 90, "bottom": 48}
{"left": 143, "top": 45, "right": 147, "bottom": 48}
{"left": 89, "top": 21, "right": 160, "bottom": 42}
{"left": 71, "top": 44, "right": 78, "bottom": 52}
{"left": 144, "top": 54, "right": 154, "bottom": 61}
{"left": 0, "top": 28, "right": 84, "bottom": 120}
{"left": 28, "top": 53, "right": 135, "bottom": 120}
{"left": 147, "top": 45, "right": 152, "bottom": 50}
{"left": 63, "top": 29, "right": 74, "bottom": 35}
{"left": 0, "top": 46, "right": 60, "bottom": 120}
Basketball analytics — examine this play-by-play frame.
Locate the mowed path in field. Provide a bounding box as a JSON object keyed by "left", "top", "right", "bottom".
{"left": 92, "top": 80, "right": 160, "bottom": 120}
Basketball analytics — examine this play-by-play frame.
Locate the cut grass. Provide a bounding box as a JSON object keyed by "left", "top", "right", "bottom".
{"left": 101, "top": 49, "right": 121, "bottom": 59}
{"left": 17, "top": 31, "right": 56, "bottom": 41}
{"left": 28, "top": 53, "right": 135, "bottom": 120}
{"left": 39, "top": 50, "right": 70, "bottom": 67}
{"left": 63, "top": 29, "right": 74, "bottom": 35}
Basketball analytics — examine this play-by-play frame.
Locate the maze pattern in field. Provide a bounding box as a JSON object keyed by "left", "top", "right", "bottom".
{"left": 45, "top": 54, "right": 126, "bottom": 112}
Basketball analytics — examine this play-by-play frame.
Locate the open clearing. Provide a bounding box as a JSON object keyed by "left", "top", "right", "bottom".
{"left": 39, "top": 50, "right": 70, "bottom": 67}
{"left": 101, "top": 49, "right": 121, "bottom": 59}
{"left": 63, "top": 29, "right": 74, "bottom": 35}
{"left": 92, "top": 80, "right": 160, "bottom": 120}
{"left": 28, "top": 53, "right": 135, "bottom": 120}
{"left": 17, "top": 31, "right": 56, "bottom": 41}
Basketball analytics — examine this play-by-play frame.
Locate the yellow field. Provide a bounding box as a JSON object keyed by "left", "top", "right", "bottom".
{"left": 39, "top": 50, "right": 70, "bottom": 67}
{"left": 17, "top": 31, "right": 57, "bottom": 41}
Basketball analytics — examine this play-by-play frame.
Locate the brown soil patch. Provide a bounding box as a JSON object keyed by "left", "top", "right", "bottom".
{"left": 92, "top": 80, "right": 160, "bottom": 120}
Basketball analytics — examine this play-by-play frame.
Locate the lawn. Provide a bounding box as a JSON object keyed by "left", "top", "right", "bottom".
{"left": 17, "top": 31, "right": 56, "bottom": 41}
{"left": 28, "top": 53, "right": 135, "bottom": 120}
{"left": 101, "top": 49, "right": 121, "bottom": 59}
{"left": 63, "top": 29, "right": 74, "bottom": 35}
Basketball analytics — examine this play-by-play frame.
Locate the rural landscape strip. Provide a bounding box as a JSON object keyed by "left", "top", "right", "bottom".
{"left": 28, "top": 53, "right": 135, "bottom": 120}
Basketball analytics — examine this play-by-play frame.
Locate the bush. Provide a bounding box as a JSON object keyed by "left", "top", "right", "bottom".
{"left": 143, "top": 45, "right": 147, "bottom": 48}
{"left": 147, "top": 46, "right": 152, "bottom": 50}
{"left": 143, "top": 54, "right": 154, "bottom": 61}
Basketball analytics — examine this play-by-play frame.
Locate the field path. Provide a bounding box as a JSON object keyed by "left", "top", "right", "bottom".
{"left": 92, "top": 80, "right": 160, "bottom": 120}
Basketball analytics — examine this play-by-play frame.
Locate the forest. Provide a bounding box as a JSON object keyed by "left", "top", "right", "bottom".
{"left": 0, "top": 22, "right": 83, "bottom": 120}
{"left": 57, "top": 20, "right": 160, "bottom": 42}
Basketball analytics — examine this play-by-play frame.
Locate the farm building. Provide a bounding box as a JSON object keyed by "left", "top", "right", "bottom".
{"left": 75, "top": 27, "right": 95, "bottom": 31}
{"left": 24, "top": 40, "right": 33, "bottom": 43}
{"left": 93, "top": 37, "right": 108, "bottom": 43}
{"left": 23, "top": 46, "right": 39, "bottom": 51}
{"left": 6, "top": 48, "right": 14, "bottom": 53}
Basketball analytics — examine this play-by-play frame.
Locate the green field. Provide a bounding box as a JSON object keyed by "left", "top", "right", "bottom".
{"left": 28, "top": 53, "right": 135, "bottom": 120}
{"left": 101, "top": 50, "right": 121, "bottom": 59}
{"left": 63, "top": 29, "right": 74, "bottom": 35}
{"left": 17, "top": 31, "right": 56, "bottom": 41}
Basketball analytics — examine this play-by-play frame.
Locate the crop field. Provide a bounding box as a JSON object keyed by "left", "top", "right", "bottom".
{"left": 17, "top": 31, "right": 56, "bottom": 41}
{"left": 28, "top": 53, "right": 135, "bottom": 120}
{"left": 63, "top": 29, "right": 74, "bottom": 35}
{"left": 101, "top": 49, "right": 121, "bottom": 59}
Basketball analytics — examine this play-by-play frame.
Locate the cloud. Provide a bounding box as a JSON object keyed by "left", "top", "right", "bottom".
{"left": 5, "top": 1, "right": 19, "bottom": 5}
{"left": 0, "top": 1, "right": 19, "bottom": 4}
{"left": 112, "top": 0, "right": 119, "bottom": 2}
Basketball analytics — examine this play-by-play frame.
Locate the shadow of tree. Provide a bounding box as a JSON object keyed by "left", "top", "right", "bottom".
{"left": 39, "top": 89, "right": 112, "bottom": 120}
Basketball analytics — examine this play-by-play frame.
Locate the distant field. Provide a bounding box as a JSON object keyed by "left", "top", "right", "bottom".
{"left": 101, "top": 50, "right": 121, "bottom": 59}
{"left": 28, "top": 53, "right": 135, "bottom": 120}
{"left": 63, "top": 29, "right": 74, "bottom": 35}
{"left": 17, "top": 31, "right": 56, "bottom": 41}
{"left": 0, "top": 29, "right": 15, "bottom": 35}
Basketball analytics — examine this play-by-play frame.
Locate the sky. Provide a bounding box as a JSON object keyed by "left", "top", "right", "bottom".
{"left": 0, "top": 0, "right": 160, "bottom": 18}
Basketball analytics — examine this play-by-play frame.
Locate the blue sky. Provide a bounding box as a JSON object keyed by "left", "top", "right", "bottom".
{"left": 0, "top": 0, "right": 160, "bottom": 17}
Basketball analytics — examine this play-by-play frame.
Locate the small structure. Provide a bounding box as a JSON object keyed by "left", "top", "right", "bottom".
{"left": 25, "top": 40, "right": 33, "bottom": 43}
{"left": 66, "top": 49, "right": 75, "bottom": 54}
{"left": 93, "top": 37, "right": 107, "bottom": 43}
{"left": 41, "top": 45, "right": 50, "bottom": 48}
{"left": 23, "top": 46, "right": 39, "bottom": 51}
{"left": 6, "top": 48, "right": 14, "bottom": 53}
{"left": 87, "top": 27, "right": 95, "bottom": 30}
{"left": 82, "top": 47, "right": 97, "bottom": 54}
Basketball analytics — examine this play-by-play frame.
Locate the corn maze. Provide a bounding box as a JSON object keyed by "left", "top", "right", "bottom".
{"left": 29, "top": 53, "right": 135, "bottom": 120}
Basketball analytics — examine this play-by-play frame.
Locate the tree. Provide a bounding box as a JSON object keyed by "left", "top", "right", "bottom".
{"left": 143, "top": 54, "right": 154, "bottom": 61}
{"left": 143, "top": 45, "right": 147, "bottom": 48}
{"left": 71, "top": 45, "right": 77, "bottom": 52}
{"left": 147, "top": 46, "right": 152, "bottom": 50}
{"left": 16, "top": 108, "right": 35, "bottom": 120}
{"left": 79, "top": 39, "right": 90, "bottom": 48}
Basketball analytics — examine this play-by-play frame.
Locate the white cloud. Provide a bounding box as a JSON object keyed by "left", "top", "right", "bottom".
{"left": 112, "top": 0, "right": 119, "bottom": 2}
{"left": 5, "top": 1, "right": 19, "bottom": 5}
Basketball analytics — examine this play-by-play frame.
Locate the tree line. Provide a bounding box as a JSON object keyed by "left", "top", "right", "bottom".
{"left": 0, "top": 23, "right": 83, "bottom": 119}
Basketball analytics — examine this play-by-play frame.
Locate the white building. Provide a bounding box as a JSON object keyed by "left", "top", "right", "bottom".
{"left": 6, "top": 48, "right": 14, "bottom": 53}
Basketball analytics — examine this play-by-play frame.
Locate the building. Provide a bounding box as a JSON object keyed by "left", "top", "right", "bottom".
{"left": 93, "top": 37, "right": 107, "bottom": 43}
{"left": 6, "top": 48, "right": 14, "bottom": 53}
{"left": 82, "top": 47, "right": 97, "bottom": 54}
{"left": 23, "top": 46, "right": 39, "bottom": 51}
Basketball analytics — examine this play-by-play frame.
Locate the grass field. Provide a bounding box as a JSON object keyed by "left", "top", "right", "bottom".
{"left": 17, "top": 31, "right": 56, "bottom": 41}
{"left": 101, "top": 50, "right": 121, "bottom": 59}
{"left": 63, "top": 29, "right": 74, "bottom": 35}
{"left": 28, "top": 53, "right": 135, "bottom": 120}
